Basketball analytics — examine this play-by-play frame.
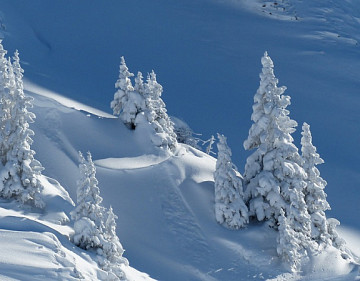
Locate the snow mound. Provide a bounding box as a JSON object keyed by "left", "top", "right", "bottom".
{"left": 95, "top": 155, "right": 170, "bottom": 170}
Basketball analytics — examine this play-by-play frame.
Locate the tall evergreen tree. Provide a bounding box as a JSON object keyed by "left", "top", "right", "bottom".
{"left": 243, "top": 52, "right": 307, "bottom": 227}
{"left": 214, "top": 133, "right": 248, "bottom": 229}
{"left": 103, "top": 206, "right": 127, "bottom": 264}
{"left": 111, "top": 57, "right": 144, "bottom": 129}
{"left": 0, "top": 50, "right": 45, "bottom": 208}
{"left": 71, "top": 151, "right": 106, "bottom": 251}
{"left": 301, "top": 122, "right": 331, "bottom": 244}
{"left": 71, "top": 152, "right": 128, "bottom": 280}
{"left": 134, "top": 71, "right": 145, "bottom": 95}
{"left": 0, "top": 40, "right": 9, "bottom": 162}
{"left": 277, "top": 209, "right": 306, "bottom": 272}
{"left": 143, "top": 71, "right": 177, "bottom": 150}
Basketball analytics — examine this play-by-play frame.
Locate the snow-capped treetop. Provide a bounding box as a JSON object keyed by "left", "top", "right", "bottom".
{"left": 111, "top": 57, "right": 146, "bottom": 129}
{"left": 111, "top": 56, "right": 134, "bottom": 117}
{"left": 143, "top": 70, "right": 177, "bottom": 151}
{"left": 244, "top": 51, "right": 297, "bottom": 152}
{"left": 0, "top": 40, "right": 8, "bottom": 89}
{"left": 134, "top": 71, "right": 145, "bottom": 95}
{"left": 12, "top": 50, "right": 24, "bottom": 90}
{"left": 116, "top": 56, "right": 134, "bottom": 94}
{"left": 214, "top": 133, "right": 248, "bottom": 229}
{"left": 301, "top": 122, "right": 325, "bottom": 170}
{"left": 301, "top": 122, "right": 329, "bottom": 215}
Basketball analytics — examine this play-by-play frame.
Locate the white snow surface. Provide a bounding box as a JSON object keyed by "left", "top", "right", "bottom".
{"left": 8, "top": 84, "right": 358, "bottom": 281}
{"left": 0, "top": 1, "right": 359, "bottom": 280}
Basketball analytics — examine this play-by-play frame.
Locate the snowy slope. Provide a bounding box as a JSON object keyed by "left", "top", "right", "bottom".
{"left": 1, "top": 0, "right": 359, "bottom": 230}
{"left": 0, "top": 0, "right": 359, "bottom": 280}
{"left": 0, "top": 174, "right": 154, "bottom": 281}
{"left": 25, "top": 84, "right": 360, "bottom": 280}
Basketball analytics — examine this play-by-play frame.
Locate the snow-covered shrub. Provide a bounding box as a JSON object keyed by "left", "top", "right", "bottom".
{"left": 172, "top": 116, "right": 201, "bottom": 149}
{"left": 214, "top": 133, "right": 248, "bottom": 229}
{"left": 0, "top": 46, "right": 45, "bottom": 208}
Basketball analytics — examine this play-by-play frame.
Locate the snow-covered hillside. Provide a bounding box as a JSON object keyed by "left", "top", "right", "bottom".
{"left": 26, "top": 84, "right": 360, "bottom": 280}
{"left": 0, "top": 0, "right": 359, "bottom": 280}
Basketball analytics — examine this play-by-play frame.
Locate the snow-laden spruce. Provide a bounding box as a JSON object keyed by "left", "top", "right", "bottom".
{"left": 214, "top": 133, "right": 248, "bottom": 229}
{"left": 0, "top": 45, "right": 45, "bottom": 208}
{"left": 141, "top": 71, "right": 177, "bottom": 150}
{"left": 111, "top": 57, "right": 177, "bottom": 150}
{"left": 99, "top": 206, "right": 129, "bottom": 281}
{"left": 71, "top": 151, "right": 106, "bottom": 250}
{"left": 0, "top": 41, "right": 9, "bottom": 159}
{"left": 243, "top": 52, "right": 307, "bottom": 226}
{"left": 301, "top": 122, "right": 349, "bottom": 255}
{"left": 277, "top": 209, "right": 305, "bottom": 272}
{"left": 243, "top": 52, "right": 323, "bottom": 271}
{"left": 71, "top": 151, "right": 128, "bottom": 280}
{"left": 111, "top": 57, "right": 145, "bottom": 130}
{"left": 301, "top": 122, "right": 331, "bottom": 244}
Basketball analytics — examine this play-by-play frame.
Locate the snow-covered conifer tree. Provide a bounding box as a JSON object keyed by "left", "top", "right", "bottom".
{"left": 111, "top": 56, "right": 134, "bottom": 116}
{"left": 214, "top": 133, "right": 248, "bottom": 229}
{"left": 143, "top": 71, "right": 177, "bottom": 150}
{"left": 277, "top": 209, "right": 306, "bottom": 272}
{"left": 0, "top": 40, "right": 9, "bottom": 161}
{"left": 72, "top": 153, "right": 128, "bottom": 280}
{"left": 103, "top": 206, "right": 127, "bottom": 264}
{"left": 71, "top": 151, "right": 106, "bottom": 251}
{"left": 134, "top": 71, "right": 145, "bottom": 95}
{"left": 301, "top": 122, "right": 331, "bottom": 244}
{"left": 99, "top": 206, "right": 128, "bottom": 280}
{"left": 111, "top": 57, "right": 145, "bottom": 129}
{"left": 0, "top": 50, "right": 45, "bottom": 208}
{"left": 243, "top": 51, "right": 306, "bottom": 227}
